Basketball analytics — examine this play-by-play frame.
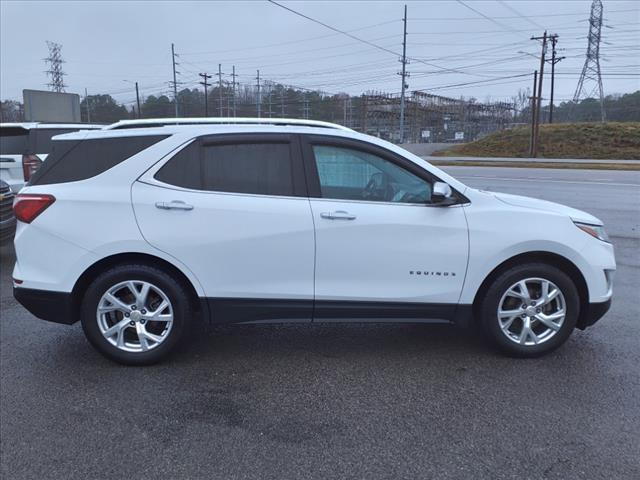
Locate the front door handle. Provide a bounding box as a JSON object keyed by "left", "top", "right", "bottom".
{"left": 155, "top": 200, "right": 194, "bottom": 211}
{"left": 320, "top": 210, "right": 356, "bottom": 220}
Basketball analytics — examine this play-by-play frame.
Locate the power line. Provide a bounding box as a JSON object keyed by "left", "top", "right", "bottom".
{"left": 179, "top": 19, "right": 401, "bottom": 57}
{"left": 455, "top": 0, "right": 522, "bottom": 34}
{"left": 181, "top": 34, "right": 401, "bottom": 65}
{"left": 268, "top": 0, "right": 401, "bottom": 58}
{"left": 267, "top": 0, "right": 522, "bottom": 78}
{"left": 409, "top": 8, "right": 640, "bottom": 21}
{"left": 497, "top": 1, "right": 546, "bottom": 30}
{"left": 414, "top": 73, "right": 530, "bottom": 92}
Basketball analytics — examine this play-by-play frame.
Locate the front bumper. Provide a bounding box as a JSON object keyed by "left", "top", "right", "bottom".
{"left": 13, "top": 287, "right": 77, "bottom": 325}
{"left": 577, "top": 299, "right": 612, "bottom": 330}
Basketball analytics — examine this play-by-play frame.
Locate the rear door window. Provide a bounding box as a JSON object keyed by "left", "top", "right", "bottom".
{"left": 0, "top": 127, "right": 29, "bottom": 154}
{"left": 202, "top": 143, "right": 293, "bottom": 196}
{"left": 29, "top": 135, "right": 168, "bottom": 185}
{"left": 154, "top": 136, "right": 304, "bottom": 197}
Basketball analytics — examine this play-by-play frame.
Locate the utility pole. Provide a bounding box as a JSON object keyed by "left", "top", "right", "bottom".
{"left": 529, "top": 70, "right": 538, "bottom": 157}
{"left": 546, "top": 34, "right": 564, "bottom": 123}
{"left": 531, "top": 31, "right": 547, "bottom": 157}
{"left": 199, "top": 72, "right": 212, "bottom": 117}
{"left": 302, "top": 92, "right": 310, "bottom": 119}
{"left": 135, "top": 82, "right": 141, "bottom": 119}
{"left": 398, "top": 4, "right": 409, "bottom": 143}
{"left": 84, "top": 88, "right": 91, "bottom": 123}
{"left": 267, "top": 84, "right": 273, "bottom": 117}
{"left": 231, "top": 66, "right": 237, "bottom": 117}
{"left": 256, "top": 70, "right": 261, "bottom": 118}
{"left": 343, "top": 96, "right": 347, "bottom": 126}
{"left": 217, "top": 64, "right": 224, "bottom": 117}
{"left": 280, "top": 88, "right": 285, "bottom": 117}
{"left": 171, "top": 43, "right": 179, "bottom": 118}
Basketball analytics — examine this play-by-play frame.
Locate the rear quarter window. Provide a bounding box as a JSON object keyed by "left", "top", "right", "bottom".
{"left": 31, "top": 128, "right": 78, "bottom": 154}
{"left": 29, "top": 135, "right": 168, "bottom": 186}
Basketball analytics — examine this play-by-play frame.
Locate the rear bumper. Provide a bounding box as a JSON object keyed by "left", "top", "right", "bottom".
{"left": 13, "top": 287, "right": 77, "bottom": 325}
{"left": 577, "top": 299, "right": 612, "bottom": 330}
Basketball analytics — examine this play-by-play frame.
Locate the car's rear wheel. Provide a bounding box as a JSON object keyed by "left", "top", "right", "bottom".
{"left": 480, "top": 263, "right": 579, "bottom": 357}
{"left": 81, "top": 264, "right": 191, "bottom": 365}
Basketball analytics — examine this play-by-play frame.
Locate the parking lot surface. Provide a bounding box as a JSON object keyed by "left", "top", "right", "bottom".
{"left": 1, "top": 167, "right": 639, "bottom": 480}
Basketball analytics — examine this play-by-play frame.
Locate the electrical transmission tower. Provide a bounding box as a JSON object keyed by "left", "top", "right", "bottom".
{"left": 573, "top": 0, "right": 606, "bottom": 121}
{"left": 44, "top": 41, "right": 66, "bottom": 92}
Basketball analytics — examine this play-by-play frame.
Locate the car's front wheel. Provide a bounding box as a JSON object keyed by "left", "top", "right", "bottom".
{"left": 81, "top": 264, "right": 191, "bottom": 365}
{"left": 480, "top": 263, "right": 579, "bottom": 357}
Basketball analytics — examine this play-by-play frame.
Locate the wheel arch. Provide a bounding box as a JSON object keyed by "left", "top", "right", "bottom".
{"left": 71, "top": 252, "right": 204, "bottom": 324}
{"left": 471, "top": 251, "right": 590, "bottom": 329}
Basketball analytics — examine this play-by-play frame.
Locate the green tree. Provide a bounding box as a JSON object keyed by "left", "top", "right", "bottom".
{"left": 80, "top": 94, "right": 129, "bottom": 123}
{"left": 141, "top": 95, "right": 174, "bottom": 118}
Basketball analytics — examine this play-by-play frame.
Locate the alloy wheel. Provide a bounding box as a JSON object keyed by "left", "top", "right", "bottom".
{"left": 497, "top": 277, "right": 566, "bottom": 346}
{"left": 96, "top": 280, "right": 174, "bottom": 353}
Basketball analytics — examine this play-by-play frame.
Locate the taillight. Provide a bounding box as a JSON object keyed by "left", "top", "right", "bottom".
{"left": 22, "top": 154, "right": 42, "bottom": 182}
{"left": 13, "top": 194, "right": 56, "bottom": 224}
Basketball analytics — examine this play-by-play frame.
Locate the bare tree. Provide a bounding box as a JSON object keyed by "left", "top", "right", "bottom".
{"left": 512, "top": 88, "right": 531, "bottom": 117}
{"left": 0, "top": 100, "right": 24, "bottom": 122}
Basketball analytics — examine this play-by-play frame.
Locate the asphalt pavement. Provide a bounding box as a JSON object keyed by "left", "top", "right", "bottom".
{"left": 1, "top": 167, "right": 639, "bottom": 480}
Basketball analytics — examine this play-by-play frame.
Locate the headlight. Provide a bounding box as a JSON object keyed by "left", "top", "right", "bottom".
{"left": 574, "top": 222, "right": 610, "bottom": 243}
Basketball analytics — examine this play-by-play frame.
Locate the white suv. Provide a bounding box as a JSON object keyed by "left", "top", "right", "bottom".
{"left": 12, "top": 119, "right": 615, "bottom": 365}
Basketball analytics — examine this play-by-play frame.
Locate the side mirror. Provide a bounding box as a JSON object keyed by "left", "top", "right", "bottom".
{"left": 431, "top": 182, "right": 455, "bottom": 206}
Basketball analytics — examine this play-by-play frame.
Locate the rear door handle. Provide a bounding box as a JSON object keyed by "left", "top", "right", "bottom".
{"left": 155, "top": 200, "right": 194, "bottom": 211}
{"left": 320, "top": 210, "right": 356, "bottom": 220}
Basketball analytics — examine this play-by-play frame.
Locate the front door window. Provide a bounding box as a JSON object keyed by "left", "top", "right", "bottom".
{"left": 312, "top": 145, "right": 432, "bottom": 204}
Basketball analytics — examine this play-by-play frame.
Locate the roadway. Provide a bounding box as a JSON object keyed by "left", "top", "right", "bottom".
{"left": 1, "top": 167, "right": 639, "bottom": 479}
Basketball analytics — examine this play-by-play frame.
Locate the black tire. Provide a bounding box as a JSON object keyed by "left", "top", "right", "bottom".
{"left": 479, "top": 263, "right": 579, "bottom": 357}
{"left": 80, "top": 264, "right": 192, "bottom": 365}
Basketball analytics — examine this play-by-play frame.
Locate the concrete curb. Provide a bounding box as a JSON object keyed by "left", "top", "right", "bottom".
{"left": 422, "top": 156, "right": 640, "bottom": 170}
{"left": 426, "top": 160, "right": 640, "bottom": 171}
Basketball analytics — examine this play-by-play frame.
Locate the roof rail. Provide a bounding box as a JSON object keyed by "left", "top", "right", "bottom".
{"left": 1, "top": 122, "right": 103, "bottom": 129}
{"left": 103, "top": 117, "right": 353, "bottom": 131}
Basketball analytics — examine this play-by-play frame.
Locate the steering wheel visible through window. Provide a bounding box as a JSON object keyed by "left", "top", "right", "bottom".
{"left": 312, "top": 144, "right": 433, "bottom": 204}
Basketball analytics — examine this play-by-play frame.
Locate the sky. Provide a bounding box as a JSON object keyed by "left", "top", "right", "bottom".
{"left": 1, "top": 0, "right": 639, "bottom": 108}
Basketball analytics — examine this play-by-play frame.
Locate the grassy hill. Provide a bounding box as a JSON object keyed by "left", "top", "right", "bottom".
{"left": 433, "top": 122, "right": 640, "bottom": 160}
